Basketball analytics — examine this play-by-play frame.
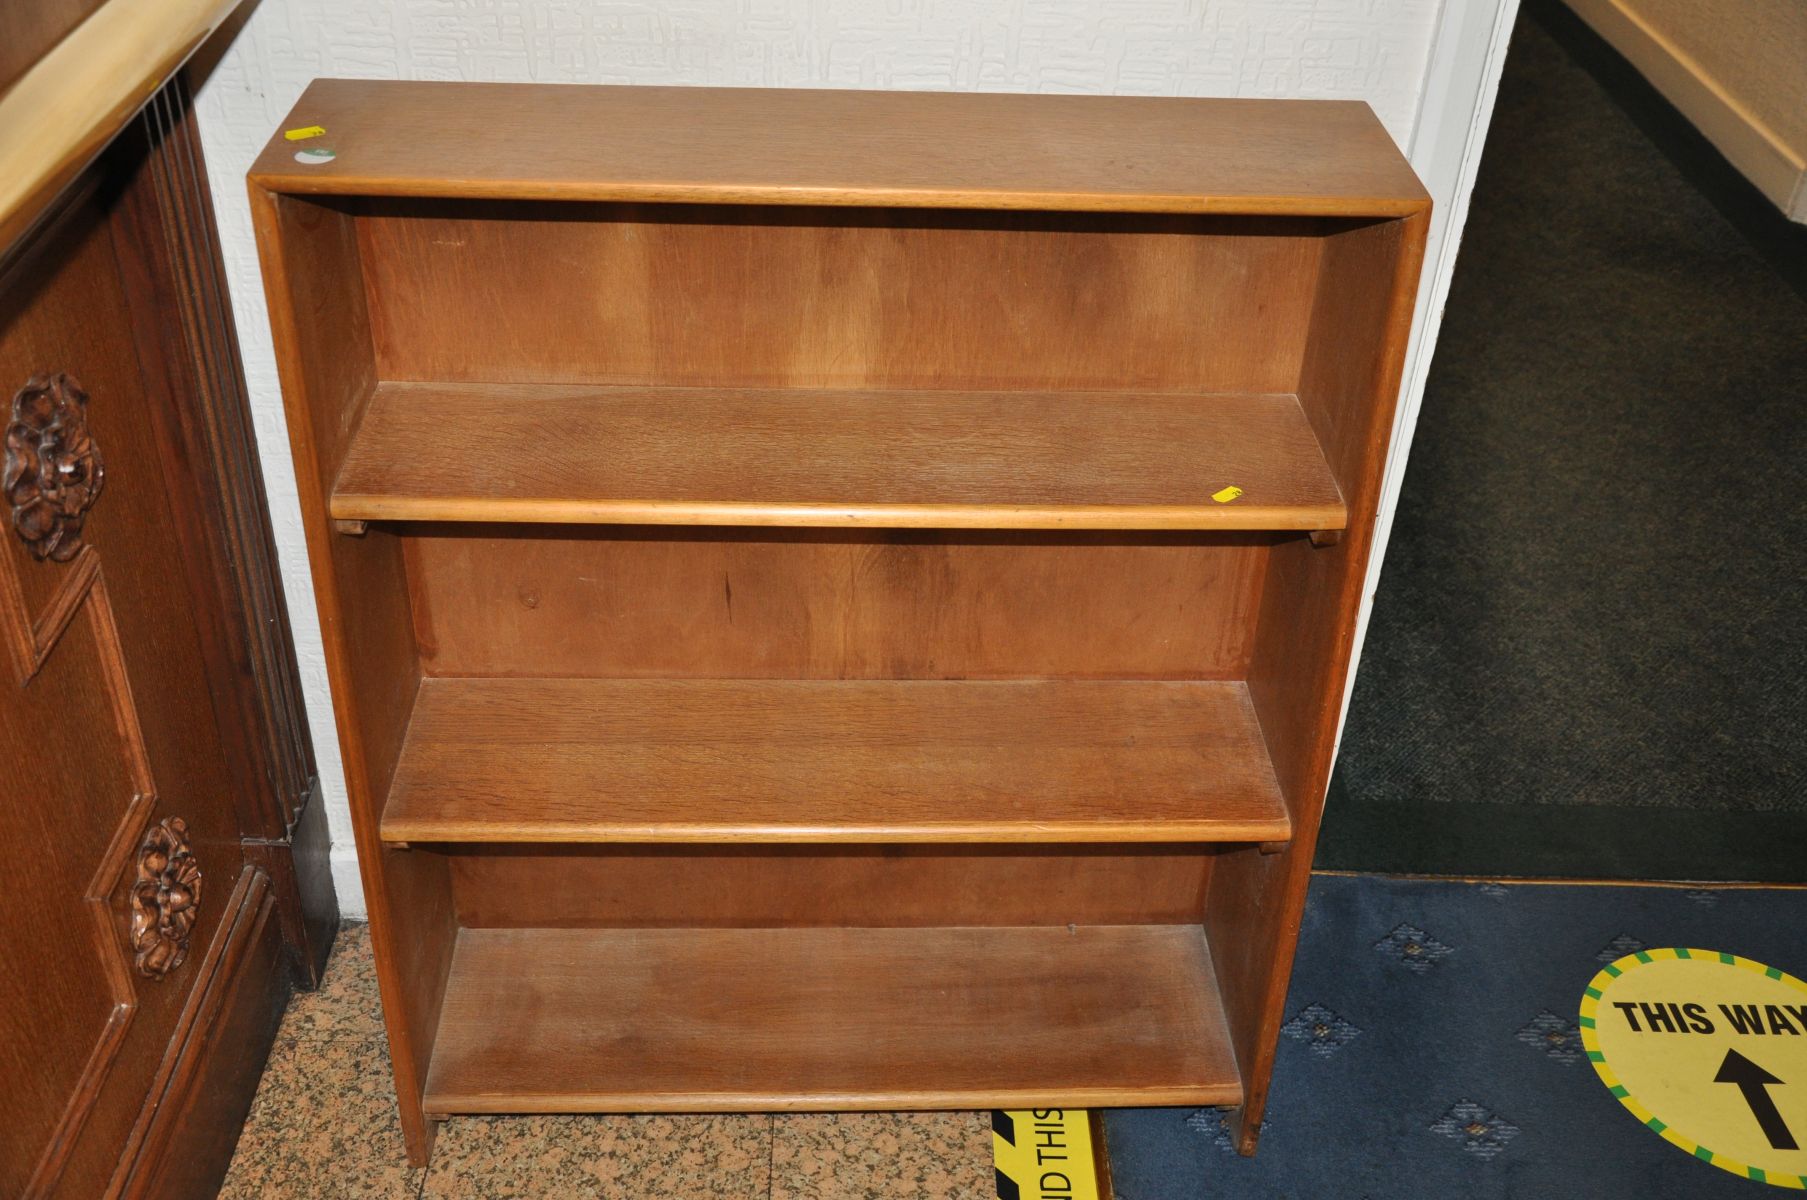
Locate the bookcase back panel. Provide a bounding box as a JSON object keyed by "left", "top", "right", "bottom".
{"left": 447, "top": 845, "right": 1214, "bottom": 928}
{"left": 401, "top": 527, "right": 1271, "bottom": 680}
{"left": 355, "top": 202, "right": 1330, "bottom": 393}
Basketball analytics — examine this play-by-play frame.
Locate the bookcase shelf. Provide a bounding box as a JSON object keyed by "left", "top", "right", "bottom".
{"left": 252, "top": 78, "right": 1428, "bottom": 1167}
{"left": 332, "top": 382, "right": 1346, "bottom": 532}
{"left": 424, "top": 925, "right": 1242, "bottom": 1115}
{"left": 380, "top": 677, "right": 1291, "bottom": 845}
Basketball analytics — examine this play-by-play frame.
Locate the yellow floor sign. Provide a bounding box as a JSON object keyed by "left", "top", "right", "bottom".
{"left": 1583, "top": 947, "right": 1807, "bottom": 1188}
{"left": 992, "top": 1110, "right": 1103, "bottom": 1200}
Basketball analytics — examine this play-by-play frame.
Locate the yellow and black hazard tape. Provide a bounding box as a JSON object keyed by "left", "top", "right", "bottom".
{"left": 991, "top": 1110, "right": 1107, "bottom": 1200}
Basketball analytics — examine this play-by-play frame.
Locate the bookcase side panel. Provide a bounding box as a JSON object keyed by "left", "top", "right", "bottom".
{"left": 250, "top": 189, "right": 456, "bottom": 1165}
{"left": 1204, "top": 208, "right": 1430, "bottom": 1153}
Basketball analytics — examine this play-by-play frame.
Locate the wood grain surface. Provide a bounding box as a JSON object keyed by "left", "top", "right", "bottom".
{"left": 0, "top": 0, "right": 103, "bottom": 93}
{"left": 1205, "top": 211, "right": 1429, "bottom": 1153}
{"left": 400, "top": 526, "right": 1270, "bottom": 682}
{"left": 0, "top": 0, "right": 242, "bottom": 251}
{"left": 381, "top": 678, "right": 1290, "bottom": 844}
{"left": 333, "top": 383, "right": 1345, "bottom": 531}
{"left": 250, "top": 80, "right": 1428, "bottom": 216}
{"left": 354, "top": 204, "right": 1325, "bottom": 395}
{"left": 423, "top": 924, "right": 1242, "bottom": 1113}
{"left": 446, "top": 846, "right": 1216, "bottom": 929}
{"left": 249, "top": 80, "right": 1432, "bottom": 1159}
{"left": 1, "top": 93, "right": 326, "bottom": 1197}
{"left": 250, "top": 187, "right": 455, "bottom": 1163}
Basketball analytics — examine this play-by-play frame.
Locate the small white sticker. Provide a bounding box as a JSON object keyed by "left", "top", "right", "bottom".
{"left": 294, "top": 147, "right": 336, "bottom": 164}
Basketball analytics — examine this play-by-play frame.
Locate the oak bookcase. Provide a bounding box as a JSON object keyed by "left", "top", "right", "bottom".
{"left": 251, "top": 80, "right": 1428, "bottom": 1166}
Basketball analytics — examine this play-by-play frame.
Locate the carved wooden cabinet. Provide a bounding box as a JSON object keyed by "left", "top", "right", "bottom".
{"left": 0, "top": 79, "right": 334, "bottom": 1200}
{"left": 253, "top": 80, "right": 1427, "bottom": 1167}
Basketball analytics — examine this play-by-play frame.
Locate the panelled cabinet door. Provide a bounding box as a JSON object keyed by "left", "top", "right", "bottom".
{"left": 0, "top": 177, "right": 252, "bottom": 1199}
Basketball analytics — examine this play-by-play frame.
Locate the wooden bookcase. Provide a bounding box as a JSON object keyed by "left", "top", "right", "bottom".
{"left": 250, "top": 80, "right": 1428, "bottom": 1166}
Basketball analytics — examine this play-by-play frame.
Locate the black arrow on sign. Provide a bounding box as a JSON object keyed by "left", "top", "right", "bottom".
{"left": 1714, "top": 1048, "right": 1798, "bottom": 1150}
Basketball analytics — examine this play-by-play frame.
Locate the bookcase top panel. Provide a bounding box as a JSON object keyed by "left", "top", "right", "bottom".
{"left": 252, "top": 80, "right": 1429, "bottom": 216}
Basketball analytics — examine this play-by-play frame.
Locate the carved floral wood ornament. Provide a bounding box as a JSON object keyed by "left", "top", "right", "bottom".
{"left": 5, "top": 372, "right": 106, "bottom": 562}
{"left": 131, "top": 817, "right": 202, "bottom": 978}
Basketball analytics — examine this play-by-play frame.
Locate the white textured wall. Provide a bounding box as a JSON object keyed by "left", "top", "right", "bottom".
{"left": 191, "top": 0, "right": 1444, "bottom": 916}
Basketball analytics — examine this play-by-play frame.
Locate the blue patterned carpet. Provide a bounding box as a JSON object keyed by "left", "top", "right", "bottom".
{"left": 1105, "top": 875, "right": 1807, "bottom": 1198}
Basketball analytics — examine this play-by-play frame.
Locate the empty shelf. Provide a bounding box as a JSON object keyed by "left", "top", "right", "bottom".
{"left": 332, "top": 382, "right": 1346, "bottom": 531}
{"left": 423, "top": 924, "right": 1242, "bottom": 1114}
{"left": 379, "top": 677, "right": 1292, "bottom": 845}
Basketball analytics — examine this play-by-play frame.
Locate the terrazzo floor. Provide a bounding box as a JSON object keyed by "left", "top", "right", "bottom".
{"left": 219, "top": 924, "right": 995, "bottom": 1199}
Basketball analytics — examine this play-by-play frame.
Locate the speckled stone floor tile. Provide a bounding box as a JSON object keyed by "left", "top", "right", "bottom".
{"left": 277, "top": 921, "right": 385, "bottom": 1040}
{"left": 216, "top": 1028, "right": 423, "bottom": 1199}
{"left": 222, "top": 924, "right": 1001, "bottom": 1198}
{"left": 420, "top": 1113, "right": 770, "bottom": 1199}
{"left": 771, "top": 1112, "right": 993, "bottom": 1200}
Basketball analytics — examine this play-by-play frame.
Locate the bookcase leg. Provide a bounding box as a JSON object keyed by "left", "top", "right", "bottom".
{"left": 401, "top": 1114, "right": 441, "bottom": 1169}
{"left": 1202, "top": 847, "right": 1298, "bottom": 1160}
{"left": 362, "top": 845, "right": 457, "bottom": 1168}
{"left": 1228, "top": 1105, "right": 1265, "bottom": 1156}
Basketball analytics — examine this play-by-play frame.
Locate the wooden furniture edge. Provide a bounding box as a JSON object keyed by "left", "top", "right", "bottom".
{"left": 383, "top": 823, "right": 1291, "bottom": 845}
{"left": 106, "top": 868, "right": 289, "bottom": 1196}
{"left": 1090, "top": 1110, "right": 1116, "bottom": 1200}
{"left": 1214, "top": 206, "right": 1433, "bottom": 1156}
{"left": 247, "top": 179, "right": 447, "bottom": 1164}
{"left": 113, "top": 83, "right": 337, "bottom": 984}
{"left": 423, "top": 1084, "right": 1244, "bottom": 1116}
{"left": 0, "top": 72, "right": 330, "bottom": 1196}
{"left": 331, "top": 495, "right": 1349, "bottom": 532}
{"left": 249, "top": 175, "right": 1433, "bottom": 217}
{"left": 246, "top": 79, "right": 1432, "bottom": 216}
{"left": 0, "top": 0, "right": 244, "bottom": 253}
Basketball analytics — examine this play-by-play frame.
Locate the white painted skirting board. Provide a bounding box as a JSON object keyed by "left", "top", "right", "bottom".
{"left": 1332, "top": 0, "right": 1522, "bottom": 774}
{"left": 331, "top": 850, "right": 366, "bottom": 921}
{"left": 1566, "top": 0, "right": 1807, "bottom": 221}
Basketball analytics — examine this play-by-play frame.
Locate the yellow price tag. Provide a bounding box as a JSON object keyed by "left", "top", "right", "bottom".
{"left": 1212, "top": 485, "right": 1243, "bottom": 504}
{"left": 284, "top": 125, "right": 327, "bottom": 141}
